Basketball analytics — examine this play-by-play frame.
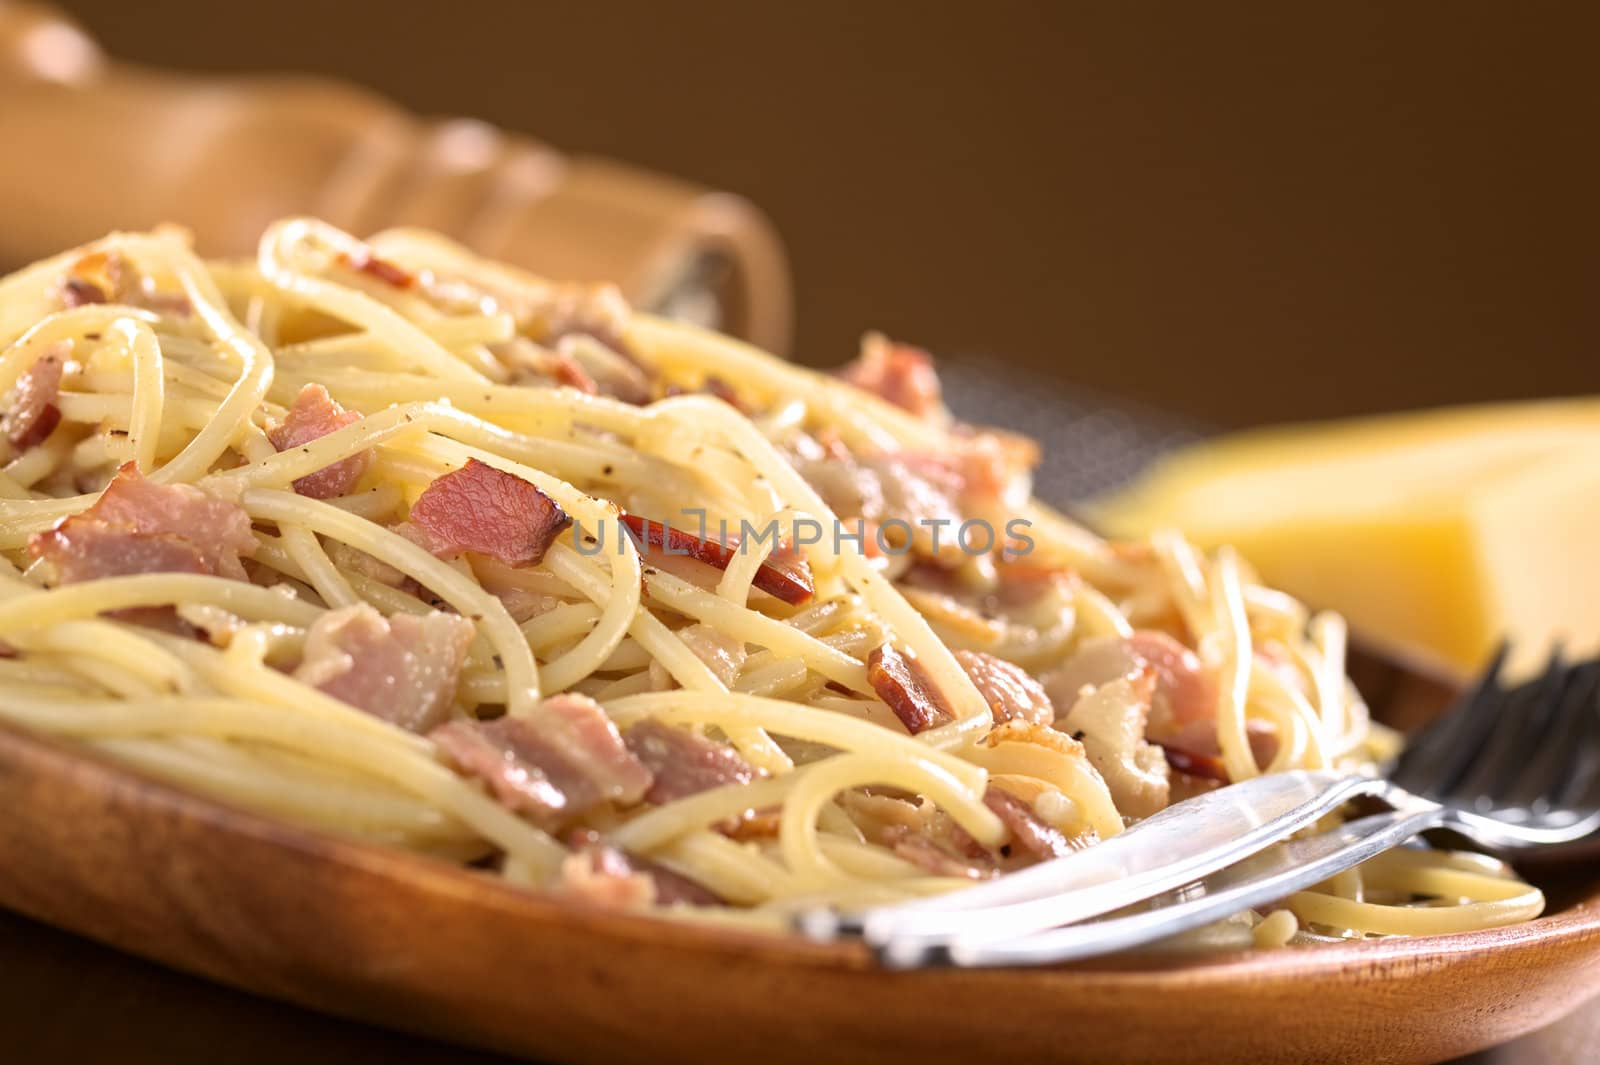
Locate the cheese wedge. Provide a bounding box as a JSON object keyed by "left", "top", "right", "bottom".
{"left": 1091, "top": 398, "right": 1600, "bottom": 680}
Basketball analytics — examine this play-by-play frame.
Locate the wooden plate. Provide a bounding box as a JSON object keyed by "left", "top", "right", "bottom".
{"left": 2, "top": 671, "right": 1598, "bottom": 1065}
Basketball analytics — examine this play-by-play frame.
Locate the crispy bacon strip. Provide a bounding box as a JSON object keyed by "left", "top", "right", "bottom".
{"left": 29, "top": 521, "right": 208, "bottom": 584}
{"left": 620, "top": 513, "right": 813, "bottom": 605}
{"left": 1127, "top": 630, "right": 1220, "bottom": 728}
{"left": 54, "top": 251, "right": 189, "bottom": 315}
{"left": 563, "top": 829, "right": 721, "bottom": 907}
{"left": 954, "top": 649, "right": 1055, "bottom": 726}
{"left": 886, "top": 828, "right": 996, "bottom": 880}
{"left": 337, "top": 248, "right": 417, "bottom": 289}
{"left": 294, "top": 604, "right": 475, "bottom": 733}
{"left": 703, "top": 375, "right": 747, "bottom": 413}
{"left": 624, "top": 718, "right": 758, "bottom": 805}
{"left": 28, "top": 463, "right": 256, "bottom": 582}
{"left": 431, "top": 694, "right": 651, "bottom": 831}
{"left": 548, "top": 350, "right": 599, "bottom": 394}
{"left": 983, "top": 786, "right": 1081, "bottom": 860}
{"left": 408, "top": 458, "right": 571, "bottom": 567}
{"left": 838, "top": 335, "right": 944, "bottom": 419}
{"left": 867, "top": 643, "right": 955, "bottom": 735}
{"left": 1046, "top": 630, "right": 1219, "bottom": 736}
{"left": 1156, "top": 742, "right": 1228, "bottom": 782}
{"left": 60, "top": 278, "right": 106, "bottom": 307}
{"left": 57, "top": 250, "right": 124, "bottom": 307}
{"left": 266, "top": 384, "right": 371, "bottom": 499}
{"left": 1157, "top": 721, "right": 1281, "bottom": 784}
{"left": 4, "top": 347, "right": 64, "bottom": 449}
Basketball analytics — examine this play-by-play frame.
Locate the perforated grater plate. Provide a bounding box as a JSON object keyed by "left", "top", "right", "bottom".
{"left": 937, "top": 357, "right": 1203, "bottom": 508}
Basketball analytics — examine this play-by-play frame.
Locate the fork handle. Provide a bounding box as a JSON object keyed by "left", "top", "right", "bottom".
{"left": 937, "top": 807, "right": 1445, "bottom": 969}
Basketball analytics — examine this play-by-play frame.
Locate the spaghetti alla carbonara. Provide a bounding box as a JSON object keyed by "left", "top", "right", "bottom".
{"left": 0, "top": 219, "right": 1541, "bottom": 944}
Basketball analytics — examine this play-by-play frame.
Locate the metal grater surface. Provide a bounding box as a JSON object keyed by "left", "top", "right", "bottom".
{"left": 936, "top": 357, "right": 1204, "bottom": 510}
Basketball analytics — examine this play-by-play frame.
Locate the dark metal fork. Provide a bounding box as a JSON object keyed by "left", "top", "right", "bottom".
{"left": 1392, "top": 646, "right": 1600, "bottom": 841}
{"left": 825, "top": 647, "right": 1600, "bottom": 967}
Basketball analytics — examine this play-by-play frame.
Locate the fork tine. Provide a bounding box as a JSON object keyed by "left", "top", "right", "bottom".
{"left": 1390, "top": 642, "right": 1511, "bottom": 795}
{"left": 1450, "top": 652, "right": 1576, "bottom": 807}
{"left": 1509, "top": 660, "right": 1599, "bottom": 803}
{"left": 1551, "top": 662, "right": 1600, "bottom": 808}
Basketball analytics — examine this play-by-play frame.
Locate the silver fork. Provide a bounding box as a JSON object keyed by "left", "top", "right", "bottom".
{"left": 804, "top": 648, "right": 1600, "bottom": 967}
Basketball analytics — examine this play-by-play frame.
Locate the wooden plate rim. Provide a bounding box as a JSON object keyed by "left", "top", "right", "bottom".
{"left": 5, "top": 719, "right": 1597, "bottom": 991}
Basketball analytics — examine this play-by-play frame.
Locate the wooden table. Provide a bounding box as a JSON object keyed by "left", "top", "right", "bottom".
{"left": 2, "top": 907, "right": 1594, "bottom": 1064}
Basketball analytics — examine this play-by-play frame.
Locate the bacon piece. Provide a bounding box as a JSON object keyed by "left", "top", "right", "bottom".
{"left": 266, "top": 384, "right": 372, "bottom": 499}
{"left": 845, "top": 791, "right": 995, "bottom": 879}
{"left": 83, "top": 464, "right": 257, "bottom": 579}
{"left": 785, "top": 439, "right": 963, "bottom": 561}
{"left": 408, "top": 458, "right": 571, "bottom": 567}
{"left": 558, "top": 335, "right": 654, "bottom": 405}
{"left": 1046, "top": 630, "right": 1218, "bottom": 733}
{"left": 338, "top": 248, "right": 417, "bottom": 289}
{"left": 1127, "top": 630, "right": 1220, "bottom": 728}
{"left": 431, "top": 694, "right": 651, "bottom": 830}
{"left": 557, "top": 840, "right": 655, "bottom": 908}
{"left": 703, "top": 375, "right": 747, "bottom": 413}
{"left": 432, "top": 719, "right": 567, "bottom": 823}
{"left": 621, "top": 513, "right": 813, "bottom": 605}
{"left": 1156, "top": 742, "right": 1227, "bottom": 782}
{"left": 57, "top": 250, "right": 125, "bottom": 307}
{"left": 982, "top": 786, "right": 1082, "bottom": 860}
{"left": 837, "top": 334, "right": 944, "bottom": 419}
{"left": 60, "top": 278, "right": 106, "bottom": 307}
{"left": 294, "top": 604, "right": 474, "bottom": 732}
{"left": 717, "top": 807, "right": 783, "bottom": 841}
{"left": 887, "top": 828, "right": 996, "bottom": 880}
{"left": 867, "top": 644, "right": 955, "bottom": 735}
{"left": 28, "top": 463, "right": 256, "bottom": 581}
{"left": 55, "top": 251, "right": 189, "bottom": 315}
{"left": 548, "top": 350, "right": 599, "bottom": 394}
{"left": 30, "top": 521, "right": 208, "bottom": 584}
{"left": 561, "top": 829, "right": 720, "bottom": 907}
{"left": 1158, "top": 721, "right": 1283, "bottom": 784}
{"left": 954, "top": 649, "right": 1055, "bottom": 726}
{"left": 4, "top": 347, "right": 65, "bottom": 449}
{"left": 947, "top": 427, "right": 1040, "bottom": 509}
{"left": 624, "top": 718, "right": 758, "bottom": 805}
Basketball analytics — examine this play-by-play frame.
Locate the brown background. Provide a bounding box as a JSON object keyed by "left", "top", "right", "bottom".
{"left": 4, "top": 3, "right": 1598, "bottom": 1062}
{"left": 41, "top": 0, "right": 1600, "bottom": 429}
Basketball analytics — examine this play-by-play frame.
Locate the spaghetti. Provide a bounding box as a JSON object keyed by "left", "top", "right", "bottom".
{"left": 0, "top": 218, "right": 1542, "bottom": 941}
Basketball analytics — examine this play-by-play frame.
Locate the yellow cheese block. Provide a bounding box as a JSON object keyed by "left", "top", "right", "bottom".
{"left": 1091, "top": 398, "right": 1600, "bottom": 680}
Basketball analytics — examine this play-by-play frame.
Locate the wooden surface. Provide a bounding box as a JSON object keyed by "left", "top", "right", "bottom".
{"left": 2, "top": 718, "right": 1598, "bottom": 1065}
{"left": 2, "top": 906, "right": 1596, "bottom": 1065}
